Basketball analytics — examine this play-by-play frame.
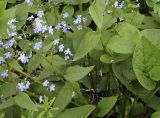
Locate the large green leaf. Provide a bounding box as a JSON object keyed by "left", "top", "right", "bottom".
{"left": 0, "top": 98, "right": 15, "bottom": 110}
{"left": 64, "top": 65, "right": 94, "bottom": 81}
{"left": 89, "top": 0, "right": 116, "bottom": 30}
{"left": 14, "top": 92, "right": 37, "bottom": 111}
{"left": 7, "top": 0, "right": 16, "bottom": 3}
{"left": 107, "top": 22, "right": 141, "bottom": 54}
{"left": 97, "top": 96, "right": 117, "bottom": 117}
{"left": 15, "top": 3, "right": 29, "bottom": 28}
{"left": 1, "top": 83, "right": 16, "bottom": 98}
{"left": 0, "top": 1, "right": 7, "bottom": 17}
{"left": 52, "top": 55, "right": 67, "bottom": 66}
{"left": 27, "top": 53, "right": 43, "bottom": 73}
{"left": 0, "top": 7, "right": 16, "bottom": 36}
{"left": 57, "top": 105, "right": 95, "bottom": 118}
{"left": 52, "top": 83, "right": 73, "bottom": 117}
{"left": 142, "top": 29, "right": 160, "bottom": 49}
{"left": 132, "top": 37, "right": 160, "bottom": 90}
{"left": 73, "top": 31, "right": 101, "bottom": 61}
{"left": 112, "top": 59, "right": 160, "bottom": 110}
{"left": 151, "top": 111, "right": 160, "bottom": 118}
{"left": 45, "top": 8, "right": 58, "bottom": 26}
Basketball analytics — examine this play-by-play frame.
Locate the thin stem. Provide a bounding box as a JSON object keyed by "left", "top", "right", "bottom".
{"left": 12, "top": 68, "right": 40, "bottom": 83}
{"left": 6, "top": 60, "right": 18, "bottom": 94}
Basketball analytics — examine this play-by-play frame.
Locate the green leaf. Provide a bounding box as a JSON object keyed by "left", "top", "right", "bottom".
{"left": 9, "top": 59, "right": 23, "bottom": 71}
{"left": 73, "top": 31, "right": 100, "bottom": 61}
{"left": 132, "top": 37, "right": 160, "bottom": 90}
{"left": 151, "top": 111, "right": 160, "bottom": 118}
{"left": 57, "top": 105, "right": 95, "bottom": 118}
{"left": 45, "top": 8, "right": 58, "bottom": 26}
{"left": 0, "top": 1, "right": 7, "bottom": 17}
{"left": 100, "top": 54, "right": 129, "bottom": 64}
{"left": 15, "top": 3, "right": 29, "bottom": 28}
{"left": 28, "top": 53, "right": 43, "bottom": 73}
{"left": 7, "top": 0, "right": 16, "bottom": 3}
{"left": 125, "top": 12, "right": 144, "bottom": 26}
{"left": 18, "top": 39, "right": 31, "bottom": 51}
{"left": 52, "top": 55, "right": 66, "bottom": 66}
{"left": 62, "top": 5, "right": 74, "bottom": 17}
{"left": 107, "top": 22, "right": 141, "bottom": 54}
{"left": 14, "top": 92, "right": 37, "bottom": 110}
{"left": 89, "top": 0, "right": 116, "bottom": 30}
{"left": 52, "top": 83, "right": 73, "bottom": 117}
{"left": 0, "top": 7, "right": 16, "bottom": 36}
{"left": 142, "top": 29, "right": 160, "bottom": 49}
{"left": 112, "top": 58, "right": 160, "bottom": 110}
{"left": 97, "top": 96, "right": 117, "bottom": 117}
{"left": 113, "top": 58, "right": 149, "bottom": 95}
{"left": 0, "top": 98, "right": 15, "bottom": 110}
{"left": 64, "top": 65, "right": 94, "bottom": 81}
{"left": 1, "top": 83, "right": 16, "bottom": 98}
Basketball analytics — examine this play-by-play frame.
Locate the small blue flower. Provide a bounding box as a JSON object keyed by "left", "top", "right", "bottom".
{"left": 39, "top": 96, "right": 44, "bottom": 103}
{"left": 48, "top": 26, "right": 53, "bottom": 35}
{"left": 3, "top": 38, "right": 15, "bottom": 49}
{"left": 43, "top": 80, "right": 49, "bottom": 87}
{"left": 0, "top": 57, "right": 4, "bottom": 65}
{"left": 18, "top": 53, "right": 29, "bottom": 64}
{"left": 27, "top": 15, "right": 34, "bottom": 21}
{"left": 37, "top": 11, "right": 44, "bottom": 18}
{"left": 4, "top": 52, "right": 12, "bottom": 59}
{"left": 49, "top": 84, "right": 55, "bottom": 92}
{"left": 0, "top": 40, "right": 3, "bottom": 46}
{"left": 77, "top": 25, "right": 83, "bottom": 30}
{"left": 58, "top": 44, "right": 64, "bottom": 52}
{"left": 52, "top": 39, "right": 59, "bottom": 45}
{"left": 25, "top": 81, "right": 30, "bottom": 90}
{"left": 25, "top": 0, "right": 33, "bottom": 7}
{"left": 1, "top": 70, "right": 8, "bottom": 78}
{"left": 17, "top": 82, "right": 25, "bottom": 91}
{"left": 34, "top": 42, "right": 42, "bottom": 50}
{"left": 62, "top": 12, "right": 69, "bottom": 19}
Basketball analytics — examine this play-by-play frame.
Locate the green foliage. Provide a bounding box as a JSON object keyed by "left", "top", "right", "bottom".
{"left": 14, "top": 92, "right": 37, "bottom": 111}
{"left": 57, "top": 105, "right": 95, "bottom": 118}
{"left": 64, "top": 65, "right": 94, "bottom": 81}
{"left": 97, "top": 96, "right": 117, "bottom": 117}
{"left": 0, "top": 0, "right": 160, "bottom": 117}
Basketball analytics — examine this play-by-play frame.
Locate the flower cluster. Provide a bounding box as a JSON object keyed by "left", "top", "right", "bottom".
{"left": 113, "top": 1, "right": 124, "bottom": 9}
{"left": 33, "top": 11, "right": 54, "bottom": 35}
{"left": 55, "top": 21, "right": 70, "bottom": 32}
{"left": 7, "top": 18, "right": 17, "bottom": 37}
{"left": 42, "top": 80, "right": 55, "bottom": 92}
{"left": 52, "top": 39, "right": 73, "bottom": 60}
{"left": 17, "top": 81, "right": 31, "bottom": 91}
{"left": 73, "top": 14, "right": 88, "bottom": 30}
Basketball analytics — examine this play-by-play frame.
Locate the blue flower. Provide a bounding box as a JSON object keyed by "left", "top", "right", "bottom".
{"left": 77, "top": 25, "right": 83, "bottom": 30}
{"left": 62, "top": 12, "right": 69, "bottom": 19}
{"left": 4, "top": 52, "right": 12, "bottom": 59}
{"left": 34, "top": 42, "right": 42, "bottom": 50}
{"left": 58, "top": 44, "right": 64, "bottom": 52}
{"left": 1, "top": 70, "right": 8, "bottom": 78}
{"left": 18, "top": 53, "right": 29, "bottom": 64}
{"left": 43, "top": 80, "right": 49, "bottom": 87}
{"left": 37, "top": 11, "right": 44, "bottom": 18}
{"left": 48, "top": 26, "right": 53, "bottom": 35}
{"left": 49, "top": 84, "right": 55, "bottom": 92}
{"left": 0, "top": 57, "right": 4, "bottom": 65}
{"left": 25, "top": 0, "right": 33, "bottom": 7}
